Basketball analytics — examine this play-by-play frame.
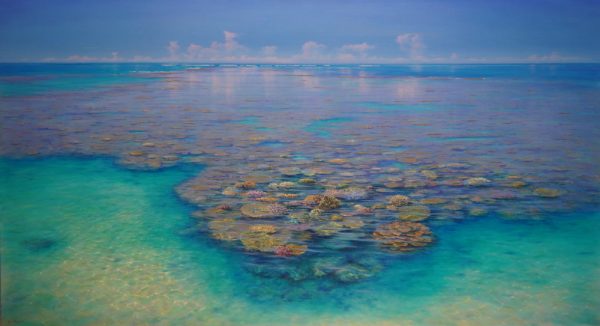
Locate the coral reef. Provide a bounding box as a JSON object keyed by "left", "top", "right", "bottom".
{"left": 533, "top": 188, "right": 561, "bottom": 198}
{"left": 317, "top": 196, "right": 341, "bottom": 210}
{"left": 241, "top": 203, "right": 286, "bottom": 218}
{"left": 465, "top": 177, "right": 491, "bottom": 186}
{"left": 373, "top": 221, "right": 434, "bottom": 252}
{"left": 397, "top": 205, "right": 431, "bottom": 221}
{"left": 388, "top": 195, "right": 411, "bottom": 206}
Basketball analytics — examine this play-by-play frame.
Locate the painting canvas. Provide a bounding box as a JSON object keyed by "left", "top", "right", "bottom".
{"left": 1, "top": 1, "right": 599, "bottom": 325}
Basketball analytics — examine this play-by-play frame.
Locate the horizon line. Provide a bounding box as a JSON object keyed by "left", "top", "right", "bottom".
{"left": 1, "top": 61, "right": 599, "bottom": 65}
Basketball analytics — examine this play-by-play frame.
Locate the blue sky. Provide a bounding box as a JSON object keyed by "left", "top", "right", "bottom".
{"left": 1, "top": 0, "right": 599, "bottom": 63}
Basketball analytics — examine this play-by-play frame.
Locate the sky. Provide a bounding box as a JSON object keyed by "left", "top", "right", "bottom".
{"left": 1, "top": 0, "right": 599, "bottom": 63}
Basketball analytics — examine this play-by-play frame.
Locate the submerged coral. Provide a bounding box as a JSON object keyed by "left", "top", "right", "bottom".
{"left": 241, "top": 233, "right": 283, "bottom": 252}
{"left": 334, "top": 264, "right": 374, "bottom": 283}
{"left": 268, "top": 204, "right": 288, "bottom": 216}
{"left": 397, "top": 205, "right": 431, "bottom": 221}
{"left": 420, "top": 198, "right": 447, "bottom": 205}
{"left": 249, "top": 224, "right": 278, "bottom": 234}
{"left": 7, "top": 65, "right": 596, "bottom": 286}
{"left": 373, "top": 221, "right": 434, "bottom": 252}
{"left": 465, "top": 177, "right": 491, "bottom": 186}
{"left": 275, "top": 244, "right": 308, "bottom": 257}
{"left": 236, "top": 180, "right": 257, "bottom": 189}
{"left": 533, "top": 188, "right": 562, "bottom": 198}
{"left": 325, "top": 187, "right": 369, "bottom": 200}
{"left": 317, "top": 196, "right": 341, "bottom": 210}
{"left": 241, "top": 203, "right": 287, "bottom": 218}
{"left": 245, "top": 190, "right": 267, "bottom": 199}
{"left": 388, "top": 195, "right": 411, "bottom": 206}
{"left": 303, "top": 194, "right": 324, "bottom": 206}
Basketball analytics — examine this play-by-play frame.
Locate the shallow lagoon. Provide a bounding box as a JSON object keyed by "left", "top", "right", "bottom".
{"left": 1, "top": 158, "right": 599, "bottom": 325}
{"left": 1, "top": 63, "right": 599, "bottom": 325}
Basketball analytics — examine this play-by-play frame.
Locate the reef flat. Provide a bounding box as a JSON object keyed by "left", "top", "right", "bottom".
{"left": 1, "top": 63, "right": 599, "bottom": 324}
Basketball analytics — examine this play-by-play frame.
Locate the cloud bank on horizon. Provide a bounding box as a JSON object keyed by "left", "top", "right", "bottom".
{"left": 1, "top": 0, "right": 598, "bottom": 63}
{"left": 40, "top": 30, "right": 587, "bottom": 64}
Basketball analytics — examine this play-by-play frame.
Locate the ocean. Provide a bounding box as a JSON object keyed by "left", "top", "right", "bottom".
{"left": 1, "top": 63, "right": 599, "bottom": 325}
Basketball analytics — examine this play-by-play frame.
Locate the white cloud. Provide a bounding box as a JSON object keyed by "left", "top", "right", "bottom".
{"left": 167, "top": 41, "right": 180, "bottom": 59}
{"left": 64, "top": 55, "right": 97, "bottom": 62}
{"left": 110, "top": 52, "right": 121, "bottom": 61}
{"left": 44, "top": 32, "right": 588, "bottom": 64}
{"left": 46, "top": 52, "right": 123, "bottom": 63}
{"left": 338, "top": 42, "right": 374, "bottom": 61}
{"left": 179, "top": 31, "right": 247, "bottom": 61}
{"left": 223, "top": 31, "right": 242, "bottom": 51}
{"left": 336, "top": 53, "right": 357, "bottom": 62}
{"left": 340, "top": 42, "right": 373, "bottom": 54}
{"left": 395, "top": 33, "right": 425, "bottom": 59}
{"left": 262, "top": 45, "right": 277, "bottom": 56}
{"left": 301, "top": 41, "right": 325, "bottom": 58}
{"left": 186, "top": 43, "right": 207, "bottom": 60}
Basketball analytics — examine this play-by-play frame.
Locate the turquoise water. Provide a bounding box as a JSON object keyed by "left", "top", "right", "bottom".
{"left": 357, "top": 102, "right": 436, "bottom": 113}
{"left": 306, "top": 117, "right": 355, "bottom": 137}
{"left": 0, "top": 63, "right": 190, "bottom": 96}
{"left": 1, "top": 63, "right": 599, "bottom": 325}
{"left": 1, "top": 157, "right": 598, "bottom": 325}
